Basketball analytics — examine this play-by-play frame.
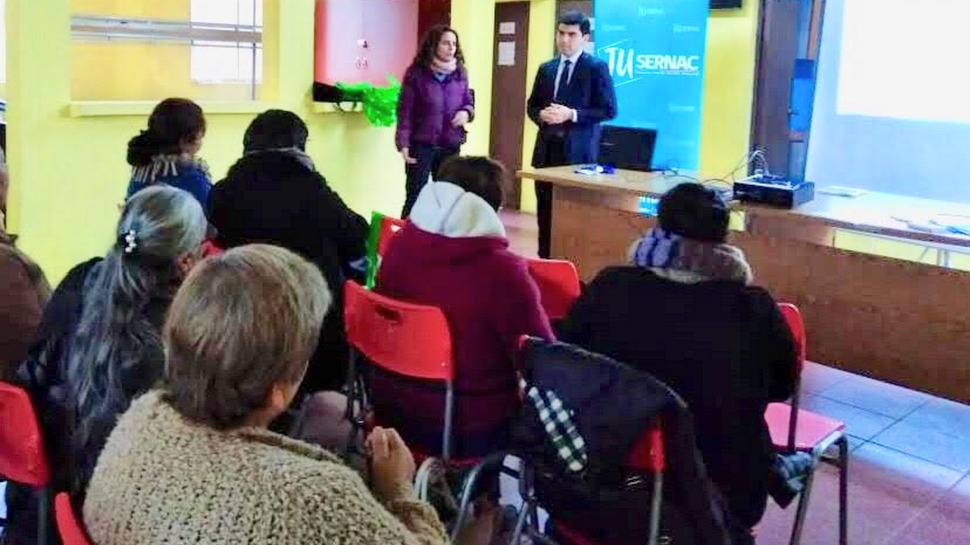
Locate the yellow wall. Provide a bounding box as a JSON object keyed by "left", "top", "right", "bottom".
{"left": 518, "top": 0, "right": 557, "bottom": 213}
{"left": 450, "top": 0, "right": 496, "bottom": 157}
{"left": 8, "top": 0, "right": 405, "bottom": 283}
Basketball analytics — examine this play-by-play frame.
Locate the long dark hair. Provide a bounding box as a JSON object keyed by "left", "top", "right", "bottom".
{"left": 66, "top": 186, "right": 207, "bottom": 487}
{"left": 127, "top": 98, "right": 206, "bottom": 166}
{"left": 411, "top": 24, "right": 465, "bottom": 72}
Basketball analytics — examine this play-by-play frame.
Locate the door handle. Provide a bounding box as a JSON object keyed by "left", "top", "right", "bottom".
{"left": 362, "top": 57, "right": 369, "bottom": 69}
{"left": 355, "top": 58, "right": 362, "bottom": 69}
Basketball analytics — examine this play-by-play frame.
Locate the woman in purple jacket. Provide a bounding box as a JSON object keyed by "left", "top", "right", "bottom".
{"left": 396, "top": 24, "right": 475, "bottom": 217}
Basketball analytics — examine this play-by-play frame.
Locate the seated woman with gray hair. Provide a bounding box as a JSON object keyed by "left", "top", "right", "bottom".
{"left": 558, "top": 182, "right": 797, "bottom": 544}
{"left": 7, "top": 186, "right": 207, "bottom": 544}
{"left": 83, "top": 244, "right": 447, "bottom": 545}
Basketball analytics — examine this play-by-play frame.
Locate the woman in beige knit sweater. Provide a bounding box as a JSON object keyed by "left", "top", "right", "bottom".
{"left": 83, "top": 244, "right": 448, "bottom": 545}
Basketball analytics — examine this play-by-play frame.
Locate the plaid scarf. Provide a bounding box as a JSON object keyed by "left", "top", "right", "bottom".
{"left": 630, "top": 227, "right": 753, "bottom": 284}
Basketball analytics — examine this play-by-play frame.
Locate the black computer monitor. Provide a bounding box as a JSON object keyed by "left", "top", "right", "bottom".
{"left": 598, "top": 126, "right": 657, "bottom": 172}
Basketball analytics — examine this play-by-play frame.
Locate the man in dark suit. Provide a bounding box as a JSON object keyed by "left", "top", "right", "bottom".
{"left": 527, "top": 11, "right": 617, "bottom": 259}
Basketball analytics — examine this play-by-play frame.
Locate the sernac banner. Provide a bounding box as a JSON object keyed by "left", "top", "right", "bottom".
{"left": 594, "top": 1, "right": 709, "bottom": 171}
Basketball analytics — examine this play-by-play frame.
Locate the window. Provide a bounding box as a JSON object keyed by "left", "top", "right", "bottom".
{"left": 69, "top": 0, "right": 268, "bottom": 102}
{"left": 190, "top": 0, "right": 263, "bottom": 84}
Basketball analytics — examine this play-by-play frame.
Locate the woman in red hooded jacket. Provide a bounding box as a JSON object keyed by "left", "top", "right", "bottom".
{"left": 375, "top": 156, "right": 553, "bottom": 458}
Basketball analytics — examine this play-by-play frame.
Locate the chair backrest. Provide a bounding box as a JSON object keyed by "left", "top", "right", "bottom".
{"left": 626, "top": 425, "right": 665, "bottom": 473}
{"left": 0, "top": 382, "right": 51, "bottom": 487}
{"left": 200, "top": 239, "right": 225, "bottom": 258}
{"left": 777, "top": 303, "right": 806, "bottom": 452}
{"left": 377, "top": 215, "right": 406, "bottom": 256}
{"left": 344, "top": 281, "right": 454, "bottom": 381}
{"left": 365, "top": 212, "right": 406, "bottom": 289}
{"left": 55, "top": 493, "right": 92, "bottom": 545}
{"left": 526, "top": 259, "right": 582, "bottom": 320}
{"left": 777, "top": 303, "right": 806, "bottom": 371}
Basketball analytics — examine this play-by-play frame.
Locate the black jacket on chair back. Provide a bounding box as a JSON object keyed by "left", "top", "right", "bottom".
{"left": 513, "top": 338, "right": 733, "bottom": 545}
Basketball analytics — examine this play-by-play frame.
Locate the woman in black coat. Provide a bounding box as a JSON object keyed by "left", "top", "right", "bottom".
{"left": 558, "top": 183, "right": 797, "bottom": 544}
{"left": 207, "top": 110, "right": 369, "bottom": 394}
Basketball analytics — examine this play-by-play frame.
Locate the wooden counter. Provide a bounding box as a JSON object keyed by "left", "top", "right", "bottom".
{"left": 521, "top": 166, "right": 970, "bottom": 403}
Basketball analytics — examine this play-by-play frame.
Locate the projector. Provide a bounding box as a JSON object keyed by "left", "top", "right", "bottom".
{"left": 733, "top": 176, "right": 815, "bottom": 209}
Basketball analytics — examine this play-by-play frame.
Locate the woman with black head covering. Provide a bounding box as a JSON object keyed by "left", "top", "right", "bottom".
{"left": 207, "top": 109, "right": 369, "bottom": 394}
{"left": 558, "top": 182, "right": 798, "bottom": 544}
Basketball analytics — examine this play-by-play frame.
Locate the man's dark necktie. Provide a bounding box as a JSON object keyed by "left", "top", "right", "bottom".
{"left": 555, "top": 59, "right": 572, "bottom": 100}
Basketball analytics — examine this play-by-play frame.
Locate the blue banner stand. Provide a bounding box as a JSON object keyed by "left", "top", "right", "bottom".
{"left": 594, "top": 1, "right": 710, "bottom": 171}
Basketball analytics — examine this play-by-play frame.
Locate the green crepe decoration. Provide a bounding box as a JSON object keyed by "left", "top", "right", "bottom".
{"left": 364, "top": 210, "right": 386, "bottom": 289}
{"left": 336, "top": 77, "right": 401, "bottom": 128}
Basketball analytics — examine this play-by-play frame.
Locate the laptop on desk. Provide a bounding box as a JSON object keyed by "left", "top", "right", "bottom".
{"left": 598, "top": 126, "right": 658, "bottom": 172}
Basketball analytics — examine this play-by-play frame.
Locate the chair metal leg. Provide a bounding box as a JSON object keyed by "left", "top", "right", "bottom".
{"left": 342, "top": 356, "right": 362, "bottom": 462}
{"left": 789, "top": 464, "right": 817, "bottom": 545}
{"left": 510, "top": 501, "right": 531, "bottom": 545}
{"left": 443, "top": 383, "right": 455, "bottom": 463}
{"left": 648, "top": 473, "right": 664, "bottom": 545}
{"left": 838, "top": 437, "right": 849, "bottom": 545}
{"left": 449, "top": 453, "right": 507, "bottom": 543}
{"left": 510, "top": 463, "right": 538, "bottom": 545}
{"left": 37, "top": 488, "right": 49, "bottom": 545}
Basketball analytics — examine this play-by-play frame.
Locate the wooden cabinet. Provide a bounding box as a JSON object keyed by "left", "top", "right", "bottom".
{"left": 314, "top": 0, "right": 419, "bottom": 85}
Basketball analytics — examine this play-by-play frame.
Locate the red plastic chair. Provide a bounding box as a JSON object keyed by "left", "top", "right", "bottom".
{"left": 376, "top": 215, "right": 406, "bottom": 256}
{"left": 764, "top": 304, "right": 849, "bottom": 545}
{"left": 365, "top": 212, "right": 407, "bottom": 289}
{"left": 199, "top": 240, "right": 225, "bottom": 258}
{"left": 526, "top": 259, "right": 582, "bottom": 320}
{"left": 54, "top": 493, "right": 92, "bottom": 545}
{"left": 548, "top": 426, "right": 666, "bottom": 545}
{"left": 0, "top": 382, "right": 53, "bottom": 544}
{"left": 343, "top": 281, "right": 460, "bottom": 462}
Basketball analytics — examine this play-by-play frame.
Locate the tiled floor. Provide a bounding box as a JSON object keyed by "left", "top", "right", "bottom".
{"left": 503, "top": 210, "right": 970, "bottom": 545}
{"left": 757, "top": 363, "right": 970, "bottom": 545}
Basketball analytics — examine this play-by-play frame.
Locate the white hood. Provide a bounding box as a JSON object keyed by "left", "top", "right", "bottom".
{"left": 409, "top": 181, "right": 507, "bottom": 239}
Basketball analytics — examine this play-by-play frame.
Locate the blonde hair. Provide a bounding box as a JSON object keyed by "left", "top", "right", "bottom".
{"left": 163, "top": 244, "right": 331, "bottom": 429}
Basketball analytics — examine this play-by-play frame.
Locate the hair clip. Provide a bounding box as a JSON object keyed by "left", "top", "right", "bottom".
{"left": 123, "top": 229, "right": 138, "bottom": 254}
